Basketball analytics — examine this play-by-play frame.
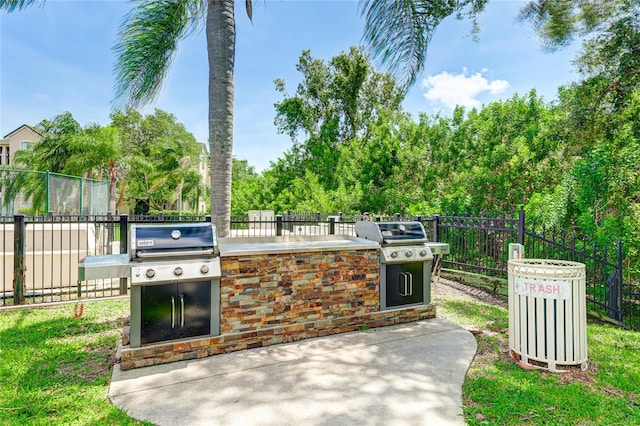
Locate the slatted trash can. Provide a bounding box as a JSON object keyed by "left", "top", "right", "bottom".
{"left": 508, "top": 259, "right": 588, "bottom": 372}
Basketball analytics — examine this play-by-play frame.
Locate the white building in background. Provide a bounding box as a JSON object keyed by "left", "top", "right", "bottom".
{"left": 0, "top": 124, "right": 41, "bottom": 165}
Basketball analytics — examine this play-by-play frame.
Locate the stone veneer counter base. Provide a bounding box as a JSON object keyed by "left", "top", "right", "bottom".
{"left": 119, "top": 236, "right": 437, "bottom": 370}
{"left": 120, "top": 305, "right": 436, "bottom": 370}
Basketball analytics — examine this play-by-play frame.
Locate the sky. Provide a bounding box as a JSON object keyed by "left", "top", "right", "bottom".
{"left": 1, "top": 0, "right": 580, "bottom": 172}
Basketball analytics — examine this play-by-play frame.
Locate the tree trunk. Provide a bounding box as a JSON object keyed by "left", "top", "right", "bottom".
{"left": 207, "top": 0, "right": 235, "bottom": 237}
{"left": 109, "top": 159, "right": 117, "bottom": 213}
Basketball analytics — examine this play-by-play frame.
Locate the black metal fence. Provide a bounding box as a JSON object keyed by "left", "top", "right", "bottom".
{"left": 2, "top": 211, "right": 637, "bottom": 330}
{"left": 1, "top": 213, "right": 121, "bottom": 305}
{"left": 0, "top": 213, "right": 211, "bottom": 306}
{"left": 437, "top": 209, "right": 637, "bottom": 329}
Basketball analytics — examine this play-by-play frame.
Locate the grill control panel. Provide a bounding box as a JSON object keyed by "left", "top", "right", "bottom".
{"left": 131, "top": 258, "right": 221, "bottom": 284}
{"left": 381, "top": 246, "right": 433, "bottom": 264}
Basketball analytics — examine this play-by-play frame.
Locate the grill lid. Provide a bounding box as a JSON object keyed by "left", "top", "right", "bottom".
{"left": 355, "top": 221, "right": 429, "bottom": 245}
{"left": 130, "top": 223, "right": 218, "bottom": 259}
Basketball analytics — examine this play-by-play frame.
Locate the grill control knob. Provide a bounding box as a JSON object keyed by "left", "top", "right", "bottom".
{"left": 390, "top": 251, "right": 398, "bottom": 258}
{"left": 174, "top": 267, "right": 183, "bottom": 277}
{"left": 419, "top": 249, "right": 428, "bottom": 257}
{"left": 405, "top": 250, "right": 413, "bottom": 257}
{"left": 200, "top": 264, "right": 210, "bottom": 275}
{"left": 145, "top": 269, "right": 155, "bottom": 279}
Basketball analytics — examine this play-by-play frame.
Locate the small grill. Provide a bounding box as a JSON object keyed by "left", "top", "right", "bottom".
{"left": 356, "top": 221, "right": 437, "bottom": 310}
{"left": 79, "top": 222, "right": 221, "bottom": 348}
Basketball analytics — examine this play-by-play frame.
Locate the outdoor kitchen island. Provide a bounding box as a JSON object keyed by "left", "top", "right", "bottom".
{"left": 119, "top": 235, "right": 437, "bottom": 370}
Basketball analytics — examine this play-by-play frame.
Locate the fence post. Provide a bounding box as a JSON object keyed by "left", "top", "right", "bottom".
{"left": 433, "top": 215, "right": 439, "bottom": 242}
{"left": 45, "top": 171, "right": 50, "bottom": 214}
{"left": 329, "top": 217, "right": 336, "bottom": 235}
{"left": 276, "top": 215, "right": 283, "bottom": 237}
{"left": 205, "top": 215, "right": 212, "bottom": 223}
{"left": 13, "top": 214, "right": 26, "bottom": 305}
{"left": 517, "top": 206, "right": 525, "bottom": 245}
{"left": 119, "top": 214, "right": 129, "bottom": 295}
{"left": 106, "top": 212, "right": 114, "bottom": 255}
{"left": 617, "top": 240, "right": 624, "bottom": 323}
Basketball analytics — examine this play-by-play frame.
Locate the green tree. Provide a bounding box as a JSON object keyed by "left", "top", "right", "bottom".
{"left": 110, "top": 108, "right": 203, "bottom": 213}
{"left": 65, "top": 124, "right": 122, "bottom": 212}
{"left": 13, "top": 112, "right": 83, "bottom": 174}
{"left": 3, "top": 112, "right": 120, "bottom": 213}
{"left": 360, "top": 0, "right": 488, "bottom": 91}
{"left": 520, "top": 0, "right": 640, "bottom": 272}
{"left": 273, "top": 47, "right": 404, "bottom": 192}
{"left": 112, "top": 0, "right": 246, "bottom": 231}
{"left": 520, "top": 0, "right": 640, "bottom": 110}
{"left": 230, "top": 158, "right": 263, "bottom": 215}
{"left": 1, "top": 0, "right": 491, "bottom": 234}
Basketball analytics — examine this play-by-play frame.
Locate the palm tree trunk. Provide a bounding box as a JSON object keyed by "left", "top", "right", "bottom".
{"left": 207, "top": 0, "right": 235, "bottom": 237}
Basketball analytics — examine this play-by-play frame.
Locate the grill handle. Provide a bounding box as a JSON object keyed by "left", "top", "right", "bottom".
{"left": 399, "top": 273, "right": 407, "bottom": 296}
{"left": 399, "top": 272, "right": 413, "bottom": 296}
{"left": 135, "top": 248, "right": 215, "bottom": 259}
{"left": 180, "top": 294, "right": 185, "bottom": 328}
{"left": 171, "top": 296, "right": 175, "bottom": 328}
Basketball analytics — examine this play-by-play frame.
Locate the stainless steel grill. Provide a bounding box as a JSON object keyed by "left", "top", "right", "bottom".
{"left": 129, "top": 223, "right": 221, "bottom": 284}
{"left": 355, "top": 221, "right": 443, "bottom": 310}
{"left": 79, "top": 222, "right": 221, "bottom": 347}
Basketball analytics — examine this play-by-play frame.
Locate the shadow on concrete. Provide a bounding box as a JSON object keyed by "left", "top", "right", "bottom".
{"left": 110, "top": 317, "right": 476, "bottom": 426}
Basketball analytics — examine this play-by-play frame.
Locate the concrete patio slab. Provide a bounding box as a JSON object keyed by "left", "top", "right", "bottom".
{"left": 110, "top": 317, "right": 477, "bottom": 426}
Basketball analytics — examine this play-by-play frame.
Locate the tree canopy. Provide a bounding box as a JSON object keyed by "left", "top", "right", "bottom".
{"left": 231, "top": 42, "right": 640, "bottom": 276}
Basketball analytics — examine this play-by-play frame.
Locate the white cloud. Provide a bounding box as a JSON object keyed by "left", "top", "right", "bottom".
{"left": 421, "top": 69, "right": 510, "bottom": 110}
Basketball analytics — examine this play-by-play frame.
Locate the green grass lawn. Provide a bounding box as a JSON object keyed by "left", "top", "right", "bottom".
{"left": 0, "top": 298, "right": 150, "bottom": 425}
{"left": 1, "top": 295, "right": 638, "bottom": 425}
{"left": 434, "top": 294, "right": 640, "bottom": 425}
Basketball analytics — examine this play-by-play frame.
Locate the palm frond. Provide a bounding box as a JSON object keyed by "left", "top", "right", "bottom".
{"left": 113, "top": 0, "right": 207, "bottom": 108}
{"left": 245, "top": 0, "right": 252, "bottom": 21}
{"left": 0, "top": 0, "right": 45, "bottom": 12}
{"left": 360, "top": 0, "right": 487, "bottom": 92}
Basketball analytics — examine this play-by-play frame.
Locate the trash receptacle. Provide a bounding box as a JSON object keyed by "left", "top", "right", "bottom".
{"left": 508, "top": 259, "right": 588, "bottom": 372}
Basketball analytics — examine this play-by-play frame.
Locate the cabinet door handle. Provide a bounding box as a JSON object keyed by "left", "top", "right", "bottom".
{"left": 180, "top": 294, "right": 185, "bottom": 328}
{"left": 407, "top": 273, "right": 413, "bottom": 296}
{"left": 171, "top": 296, "right": 175, "bottom": 329}
{"left": 399, "top": 273, "right": 408, "bottom": 296}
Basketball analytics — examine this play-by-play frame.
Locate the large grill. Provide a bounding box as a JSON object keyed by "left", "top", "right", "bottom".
{"left": 129, "top": 223, "right": 221, "bottom": 284}
{"left": 79, "top": 223, "right": 221, "bottom": 348}
{"left": 355, "top": 221, "right": 444, "bottom": 310}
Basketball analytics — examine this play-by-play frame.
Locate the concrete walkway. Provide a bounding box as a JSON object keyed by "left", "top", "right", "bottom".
{"left": 109, "top": 318, "right": 477, "bottom": 426}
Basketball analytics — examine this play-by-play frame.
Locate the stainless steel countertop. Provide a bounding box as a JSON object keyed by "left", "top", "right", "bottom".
{"left": 218, "top": 235, "right": 380, "bottom": 257}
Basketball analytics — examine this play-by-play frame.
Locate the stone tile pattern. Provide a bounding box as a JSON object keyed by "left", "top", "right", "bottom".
{"left": 220, "top": 250, "right": 380, "bottom": 334}
{"left": 120, "top": 249, "right": 436, "bottom": 370}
